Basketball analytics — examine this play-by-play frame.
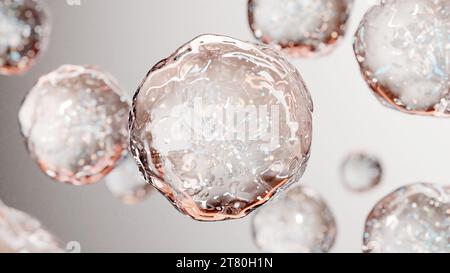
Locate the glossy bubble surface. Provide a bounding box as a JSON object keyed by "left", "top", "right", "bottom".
{"left": 105, "top": 156, "right": 152, "bottom": 205}
{"left": 341, "top": 152, "right": 382, "bottom": 192}
{"left": 354, "top": 0, "right": 450, "bottom": 117}
{"left": 0, "top": 0, "right": 50, "bottom": 75}
{"left": 248, "top": 0, "right": 353, "bottom": 57}
{"left": 252, "top": 186, "right": 336, "bottom": 253}
{"left": 19, "top": 65, "right": 130, "bottom": 185}
{"left": 130, "top": 34, "right": 313, "bottom": 221}
{"left": 0, "top": 201, "right": 61, "bottom": 253}
{"left": 363, "top": 183, "right": 450, "bottom": 253}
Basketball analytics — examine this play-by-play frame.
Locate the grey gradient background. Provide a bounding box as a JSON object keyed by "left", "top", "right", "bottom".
{"left": 0, "top": 0, "right": 449, "bottom": 253}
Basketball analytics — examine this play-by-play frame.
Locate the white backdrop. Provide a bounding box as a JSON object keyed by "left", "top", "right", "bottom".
{"left": 0, "top": 0, "right": 448, "bottom": 253}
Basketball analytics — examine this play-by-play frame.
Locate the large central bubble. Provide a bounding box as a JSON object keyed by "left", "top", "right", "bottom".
{"left": 129, "top": 34, "right": 313, "bottom": 221}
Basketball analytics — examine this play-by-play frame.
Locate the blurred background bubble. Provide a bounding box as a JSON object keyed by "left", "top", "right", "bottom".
{"left": 0, "top": 0, "right": 449, "bottom": 252}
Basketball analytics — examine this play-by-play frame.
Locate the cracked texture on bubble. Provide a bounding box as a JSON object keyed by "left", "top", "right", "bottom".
{"left": 363, "top": 183, "right": 450, "bottom": 253}
{"left": 354, "top": 0, "right": 450, "bottom": 116}
{"left": 19, "top": 65, "right": 130, "bottom": 185}
{"left": 248, "top": 0, "right": 353, "bottom": 57}
{"left": 129, "top": 34, "right": 313, "bottom": 221}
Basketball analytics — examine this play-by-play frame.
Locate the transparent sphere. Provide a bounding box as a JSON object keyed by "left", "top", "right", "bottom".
{"left": 354, "top": 0, "right": 450, "bottom": 117}
{"left": 0, "top": 201, "right": 62, "bottom": 253}
{"left": 130, "top": 34, "right": 313, "bottom": 221}
{"left": 252, "top": 186, "right": 337, "bottom": 253}
{"left": 248, "top": 0, "right": 353, "bottom": 57}
{"left": 340, "top": 152, "right": 382, "bottom": 192}
{"left": 0, "top": 0, "right": 50, "bottom": 75}
{"left": 363, "top": 183, "right": 450, "bottom": 253}
{"left": 19, "top": 65, "right": 130, "bottom": 186}
{"left": 105, "top": 156, "right": 152, "bottom": 205}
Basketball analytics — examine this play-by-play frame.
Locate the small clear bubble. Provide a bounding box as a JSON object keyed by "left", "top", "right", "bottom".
{"left": 252, "top": 186, "right": 337, "bottom": 253}
{"left": 340, "top": 152, "right": 382, "bottom": 192}
{"left": 105, "top": 156, "right": 152, "bottom": 205}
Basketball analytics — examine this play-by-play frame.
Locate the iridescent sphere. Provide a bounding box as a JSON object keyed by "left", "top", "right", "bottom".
{"left": 0, "top": 201, "right": 62, "bottom": 253}
{"left": 0, "top": 0, "right": 50, "bottom": 75}
{"left": 19, "top": 65, "right": 130, "bottom": 186}
{"left": 252, "top": 186, "right": 337, "bottom": 253}
{"left": 130, "top": 34, "right": 313, "bottom": 221}
{"left": 105, "top": 156, "right": 152, "bottom": 205}
{"left": 363, "top": 183, "right": 450, "bottom": 253}
{"left": 340, "top": 152, "right": 382, "bottom": 192}
{"left": 354, "top": 0, "right": 450, "bottom": 117}
{"left": 248, "top": 0, "right": 353, "bottom": 57}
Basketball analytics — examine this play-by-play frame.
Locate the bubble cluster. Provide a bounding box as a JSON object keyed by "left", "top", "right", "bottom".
{"left": 248, "top": 0, "right": 353, "bottom": 57}
{"left": 19, "top": 65, "right": 130, "bottom": 186}
{"left": 340, "top": 152, "right": 382, "bottom": 192}
{"left": 0, "top": 201, "right": 61, "bottom": 253}
{"left": 105, "top": 156, "right": 152, "bottom": 205}
{"left": 363, "top": 183, "right": 450, "bottom": 253}
{"left": 252, "top": 186, "right": 336, "bottom": 253}
{"left": 354, "top": 0, "right": 450, "bottom": 117}
{"left": 0, "top": 0, "right": 50, "bottom": 75}
{"left": 130, "top": 34, "right": 313, "bottom": 221}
